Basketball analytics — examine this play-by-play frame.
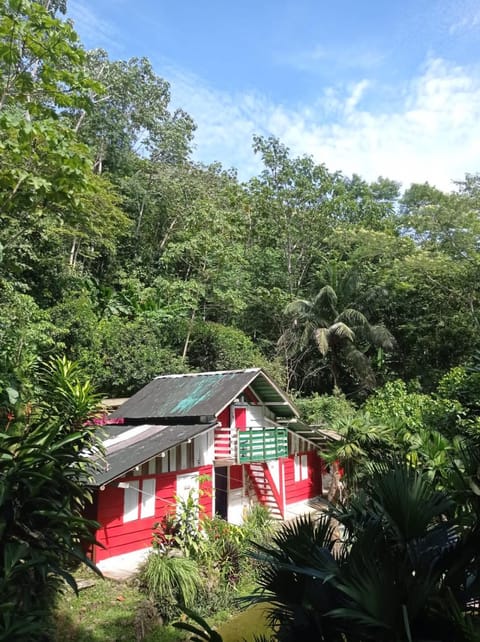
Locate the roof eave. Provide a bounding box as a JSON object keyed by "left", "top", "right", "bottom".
{"left": 92, "top": 423, "right": 216, "bottom": 487}
{"left": 213, "top": 368, "right": 299, "bottom": 420}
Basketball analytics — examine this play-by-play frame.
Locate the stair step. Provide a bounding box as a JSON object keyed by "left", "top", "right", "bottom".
{"left": 246, "top": 463, "right": 284, "bottom": 519}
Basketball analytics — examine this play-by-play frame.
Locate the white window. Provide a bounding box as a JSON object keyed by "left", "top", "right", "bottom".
{"left": 141, "top": 478, "right": 156, "bottom": 518}
{"left": 123, "top": 481, "right": 139, "bottom": 522}
{"left": 294, "top": 455, "right": 301, "bottom": 482}
{"left": 176, "top": 472, "right": 199, "bottom": 518}
{"left": 294, "top": 454, "right": 309, "bottom": 482}
{"left": 180, "top": 443, "right": 187, "bottom": 469}
{"left": 301, "top": 454, "right": 308, "bottom": 480}
{"left": 123, "top": 479, "right": 157, "bottom": 523}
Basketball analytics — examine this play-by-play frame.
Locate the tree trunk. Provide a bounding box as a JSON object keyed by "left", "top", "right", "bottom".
{"left": 69, "top": 237, "right": 78, "bottom": 267}
{"left": 182, "top": 309, "right": 196, "bottom": 360}
{"left": 327, "top": 462, "right": 342, "bottom": 504}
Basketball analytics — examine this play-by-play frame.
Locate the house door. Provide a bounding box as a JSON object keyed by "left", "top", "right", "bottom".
{"left": 176, "top": 472, "right": 199, "bottom": 516}
{"left": 214, "top": 467, "right": 228, "bottom": 519}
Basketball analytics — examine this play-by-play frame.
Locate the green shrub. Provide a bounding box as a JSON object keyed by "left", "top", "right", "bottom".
{"left": 242, "top": 504, "right": 275, "bottom": 545}
{"left": 200, "top": 517, "right": 247, "bottom": 586}
{"left": 80, "top": 314, "right": 187, "bottom": 396}
{"left": 0, "top": 357, "right": 103, "bottom": 641}
{"left": 152, "top": 480, "right": 210, "bottom": 558}
{"left": 139, "top": 553, "right": 202, "bottom": 622}
{"left": 295, "top": 392, "right": 356, "bottom": 425}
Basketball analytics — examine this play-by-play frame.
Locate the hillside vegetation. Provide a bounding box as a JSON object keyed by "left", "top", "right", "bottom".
{"left": 2, "top": 0, "right": 480, "bottom": 409}
{"left": 2, "top": 2, "right": 480, "bottom": 640}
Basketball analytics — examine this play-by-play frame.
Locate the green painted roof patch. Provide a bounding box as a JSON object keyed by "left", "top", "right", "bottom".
{"left": 171, "top": 374, "right": 224, "bottom": 413}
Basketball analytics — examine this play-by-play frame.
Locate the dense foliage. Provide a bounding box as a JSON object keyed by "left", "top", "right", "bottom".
{"left": 140, "top": 490, "right": 274, "bottom": 623}
{"left": 175, "top": 443, "right": 480, "bottom": 642}
{"left": 0, "top": 357, "right": 102, "bottom": 640}
{"left": 2, "top": 2, "right": 480, "bottom": 640}
{"left": 247, "top": 457, "right": 480, "bottom": 642}
{"left": 1, "top": 0, "right": 479, "bottom": 407}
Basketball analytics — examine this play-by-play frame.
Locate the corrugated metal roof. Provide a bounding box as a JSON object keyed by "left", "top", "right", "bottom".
{"left": 110, "top": 368, "right": 298, "bottom": 421}
{"left": 92, "top": 422, "right": 215, "bottom": 486}
{"left": 286, "top": 421, "right": 342, "bottom": 446}
{"left": 93, "top": 370, "right": 300, "bottom": 487}
{"left": 101, "top": 397, "right": 129, "bottom": 410}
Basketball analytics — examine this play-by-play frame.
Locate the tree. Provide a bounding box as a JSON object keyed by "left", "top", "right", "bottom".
{"left": 381, "top": 250, "right": 480, "bottom": 386}
{"left": 147, "top": 163, "right": 249, "bottom": 358}
{"left": 0, "top": 0, "right": 128, "bottom": 295}
{"left": 401, "top": 180, "right": 480, "bottom": 261}
{"left": 34, "top": 0, "right": 67, "bottom": 16}
{"left": 325, "top": 412, "right": 396, "bottom": 492}
{"left": 73, "top": 50, "right": 195, "bottom": 174}
{"left": 0, "top": 281, "right": 57, "bottom": 410}
{"left": 248, "top": 463, "right": 480, "bottom": 642}
{"left": 79, "top": 314, "right": 186, "bottom": 396}
{"left": 185, "top": 321, "right": 282, "bottom": 382}
{"left": 282, "top": 268, "right": 395, "bottom": 395}
{"left": 337, "top": 174, "right": 400, "bottom": 228}
{"left": 247, "top": 136, "right": 340, "bottom": 298}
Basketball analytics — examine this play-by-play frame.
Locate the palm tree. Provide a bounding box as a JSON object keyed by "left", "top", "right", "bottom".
{"left": 250, "top": 513, "right": 344, "bottom": 642}
{"left": 175, "top": 456, "right": 480, "bottom": 641}
{"left": 248, "top": 463, "right": 480, "bottom": 642}
{"left": 326, "top": 412, "right": 397, "bottom": 494}
{"left": 282, "top": 269, "right": 395, "bottom": 394}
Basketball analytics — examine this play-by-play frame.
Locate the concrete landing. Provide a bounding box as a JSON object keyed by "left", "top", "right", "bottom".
{"left": 98, "top": 547, "right": 151, "bottom": 581}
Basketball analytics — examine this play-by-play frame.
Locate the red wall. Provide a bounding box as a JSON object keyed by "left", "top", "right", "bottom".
{"left": 218, "top": 407, "right": 230, "bottom": 427}
{"left": 229, "top": 464, "right": 243, "bottom": 490}
{"left": 235, "top": 407, "right": 246, "bottom": 430}
{"left": 283, "top": 451, "right": 323, "bottom": 506}
{"left": 94, "top": 465, "right": 213, "bottom": 562}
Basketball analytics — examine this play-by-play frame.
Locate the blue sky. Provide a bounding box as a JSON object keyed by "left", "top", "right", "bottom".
{"left": 68, "top": 0, "right": 480, "bottom": 191}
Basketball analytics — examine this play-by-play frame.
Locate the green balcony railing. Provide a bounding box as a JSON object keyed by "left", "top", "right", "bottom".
{"left": 238, "top": 427, "right": 288, "bottom": 463}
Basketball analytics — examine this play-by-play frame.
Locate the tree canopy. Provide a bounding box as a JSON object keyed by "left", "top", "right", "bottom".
{"left": 1, "top": 0, "right": 479, "bottom": 404}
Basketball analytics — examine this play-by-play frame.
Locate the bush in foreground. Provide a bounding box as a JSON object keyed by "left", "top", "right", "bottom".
{"left": 0, "top": 357, "right": 103, "bottom": 641}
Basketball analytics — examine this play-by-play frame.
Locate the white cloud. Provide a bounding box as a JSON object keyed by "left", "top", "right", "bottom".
{"left": 68, "top": 0, "right": 122, "bottom": 54}
{"left": 277, "top": 43, "right": 386, "bottom": 74}
{"left": 449, "top": 0, "right": 480, "bottom": 34}
{"left": 165, "top": 58, "right": 480, "bottom": 191}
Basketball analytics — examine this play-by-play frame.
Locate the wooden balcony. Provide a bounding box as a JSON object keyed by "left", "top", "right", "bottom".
{"left": 238, "top": 427, "right": 288, "bottom": 464}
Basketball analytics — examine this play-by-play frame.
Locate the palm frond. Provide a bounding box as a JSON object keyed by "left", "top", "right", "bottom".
{"left": 314, "top": 285, "right": 338, "bottom": 316}
{"left": 284, "top": 299, "right": 313, "bottom": 319}
{"left": 367, "top": 464, "right": 455, "bottom": 541}
{"left": 327, "top": 322, "right": 355, "bottom": 343}
{"left": 314, "top": 328, "right": 330, "bottom": 356}
{"left": 174, "top": 607, "right": 223, "bottom": 641}
{"left": 369, "top": 324, "right": 397, "bottom": 351}
{"left": 337, "top": 308, "right": 370, "bottom": 328}
{"left": 259, "top": 513, "right": 338, "bottom": 561}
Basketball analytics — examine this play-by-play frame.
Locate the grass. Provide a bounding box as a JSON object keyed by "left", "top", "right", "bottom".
{"left": 53, "top": 567, "right": 272, "bottom": 642}
{"left": 52, "top": 568, "right": 186, "bottom": 642}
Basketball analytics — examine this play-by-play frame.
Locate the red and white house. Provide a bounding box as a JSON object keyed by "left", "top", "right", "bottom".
{"left": 89, "top": 368, "right": 326, "bottom": 571}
